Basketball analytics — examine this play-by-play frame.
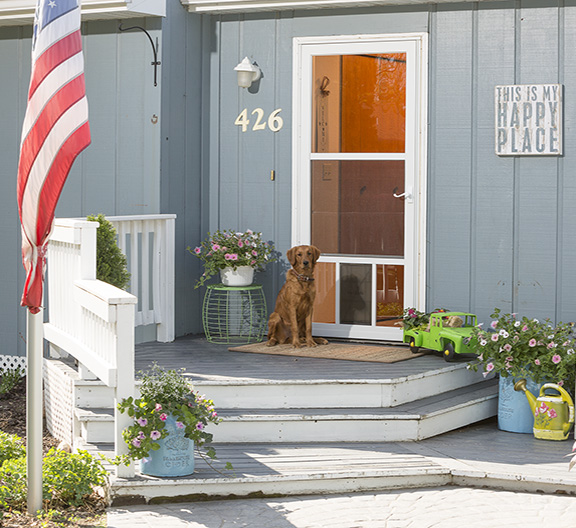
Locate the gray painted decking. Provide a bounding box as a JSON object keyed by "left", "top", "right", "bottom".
{"left": 134, "top": 335, "right": 456, "bottom": 382}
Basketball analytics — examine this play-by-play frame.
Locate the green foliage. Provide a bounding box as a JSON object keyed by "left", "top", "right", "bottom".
{"left": 87, "top": 214, "right": 130, "bottom": 290}
{"left": 0, "top": 448, "right": 108, "bottom": 510}
{"left": 469, "top": 308, "right": 576, "bottom": 387}
{"left": 0, "top": 367, "right": 24, "bottom": 397}
{"left": 116, "top": 364, "right": 223, "bottom": 465}
{"left": 188, "top": 229, "right": 276, "bottom": 288}
{"left": 0, "top": 431, "right": 25, "bottom": 467}
{"left": 402, "top": 307, "right": 449, "bottom": 330}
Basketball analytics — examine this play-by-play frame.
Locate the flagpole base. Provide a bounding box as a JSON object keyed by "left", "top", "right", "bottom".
{"left": 26, "top": 307, "right": 43, "bottom": 515}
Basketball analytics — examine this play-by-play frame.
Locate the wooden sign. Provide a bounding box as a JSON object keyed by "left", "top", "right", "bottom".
{"left": 495, "top": 84, "right": 562, "bottom": 156}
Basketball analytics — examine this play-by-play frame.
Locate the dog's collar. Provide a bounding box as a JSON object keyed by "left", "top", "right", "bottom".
{"left": 291, "top": 269, "right": 315, "bottom": 282}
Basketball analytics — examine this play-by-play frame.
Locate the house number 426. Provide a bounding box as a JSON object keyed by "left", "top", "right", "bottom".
{"left": 235, "top": 108, "right": 283, "bottom": 132}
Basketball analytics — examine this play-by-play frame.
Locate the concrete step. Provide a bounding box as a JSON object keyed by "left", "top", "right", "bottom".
{"left": 75, "top": 379, "right": 498, "bottom": 444}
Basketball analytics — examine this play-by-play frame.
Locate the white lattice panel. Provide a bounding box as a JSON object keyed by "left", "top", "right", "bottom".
{"left": 43, "top": 359, "right": 74, "bottom": 445}
{"left": 0, "top": 355, "right": 27, "bottom": 372}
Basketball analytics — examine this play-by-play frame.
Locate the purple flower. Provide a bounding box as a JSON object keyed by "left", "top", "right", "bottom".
{"left": 529, "top": 339, "right": 537, "bottom": 347}
{"left": 176, "top": 421, "right": 185, "bottom": 429}
{"left": 137, "top": 417, "right": 148, "bottom": 427}
{"left": 137, "top": 431, "right": 146, "bottom": 440}
{"left": 131, "top": 438, "right": 141, "bottom": 448}
{"left": 552, "top": 354, "right": 562, "bottom": 364}
{"left": 160, "top": 413, "right": 168, "bottom": 421}
{"left": 150, "top": 430, "right": 161, "bottom": 440}
{"left": 196, "top": 422, "right": 205, "bottom": 431}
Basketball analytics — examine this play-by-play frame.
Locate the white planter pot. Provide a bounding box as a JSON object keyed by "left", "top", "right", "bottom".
{"left": 220, "top": 266, "right": 254, "bottom": 286}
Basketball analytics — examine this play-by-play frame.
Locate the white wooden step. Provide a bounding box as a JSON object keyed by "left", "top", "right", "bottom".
{"left": 191, "top": 362, "right": 487, "bottom": 409}
{"left": 76, "top": 380, "right": 497, "bottom": 444}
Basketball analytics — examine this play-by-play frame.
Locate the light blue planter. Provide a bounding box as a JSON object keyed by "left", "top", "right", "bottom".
{"left": 498, "top": 375, "right": 545, "bottom": 434}
{"left": 140, "top": 415, "right": 195, "bottom": 477}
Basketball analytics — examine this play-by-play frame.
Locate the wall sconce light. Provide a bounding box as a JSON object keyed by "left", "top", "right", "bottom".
{"left": 234, "top": 57, "right": 261, "bottom": 88}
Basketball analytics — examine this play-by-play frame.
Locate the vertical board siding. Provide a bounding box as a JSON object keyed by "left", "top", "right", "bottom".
{"left": 0, "top": 27, "right": 30, "bottom": 356}
{"left": 472, "top": 4, "right": 516, "bottom": 318}
{"left": 559, "top": 4, "right": 576, "bottom": 322}
{"left": 515, "top": 5, "right": 560, "bottom": 321}
{"left": 428, "top": 6, "right": 474, "bottom": 312}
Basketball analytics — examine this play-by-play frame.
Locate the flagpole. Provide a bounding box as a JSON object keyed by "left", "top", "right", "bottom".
{"left": 26, "top": 306, "right": 43, "bottom": 514}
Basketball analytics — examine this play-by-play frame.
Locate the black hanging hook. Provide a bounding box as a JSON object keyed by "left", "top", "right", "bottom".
{"left": 118, "top": 23, "right": 161, "bottom": 87}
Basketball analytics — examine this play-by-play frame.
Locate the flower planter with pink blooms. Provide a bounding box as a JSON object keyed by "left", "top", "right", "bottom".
{"left": 469, "top": 308, "right": 576, "bottom": 433}
{"left": 140, "top": 414, "right": 195, "bottom": 477}
{"left": 116, "top": 365, "right": 232, "bottom": 476}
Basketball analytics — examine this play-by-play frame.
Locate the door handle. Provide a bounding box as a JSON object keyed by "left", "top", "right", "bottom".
{"left": 392, "top": 187, "right": 413, "bottom": 203}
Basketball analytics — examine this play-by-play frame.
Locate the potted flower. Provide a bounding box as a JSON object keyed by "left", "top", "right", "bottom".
{"left": 469, "top": 308, "right": 576, "bottom": 433}
{"left": 188, "top": 229, "right": 276, "bottom": 288}
{"left": 117, "top": 364, "right": 231, "bottom": 477}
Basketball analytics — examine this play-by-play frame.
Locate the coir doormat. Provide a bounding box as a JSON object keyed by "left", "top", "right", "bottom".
{"left": 228, "top": 342, "right": 426, "bottom": 363}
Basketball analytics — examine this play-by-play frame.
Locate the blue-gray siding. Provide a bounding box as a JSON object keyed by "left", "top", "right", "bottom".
{"left": 1, "top": 1, "right": 575, "bottom": 353}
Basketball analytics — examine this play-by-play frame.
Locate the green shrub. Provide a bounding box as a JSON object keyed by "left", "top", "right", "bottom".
{"left": 87, "top": 214, "right": 131, "bottom": 290}
{"left": 0, "top": 366, "right": 24, "bottom": 397}
{"left": 0, "top": 448, "right": 108, "bottom": 509}
{"left": 0, "top": 432, "right": 25, "bottom": 467}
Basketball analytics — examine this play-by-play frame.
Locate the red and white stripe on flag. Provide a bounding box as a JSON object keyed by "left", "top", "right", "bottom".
{"left": 17, "top": 0, "right": 91, "bottom": 314}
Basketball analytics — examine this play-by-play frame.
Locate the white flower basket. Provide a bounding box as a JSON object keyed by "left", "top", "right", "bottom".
{"left": 220, "top": 266, "right": 254, "bottom": 286}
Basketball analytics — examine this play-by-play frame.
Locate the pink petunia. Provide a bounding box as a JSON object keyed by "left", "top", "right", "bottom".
{"left": 150, "top": 430, "right": 161, "bottom": 440}
{"left": 529, "top": 339, "right": 537, "bottom": 347}
{"left": 176, "top": 421, "right": 185, "bottom": 429}
{"left": 552, "top": 354, "right": 562, "bottom": 364}
{"left": 490, "top": 320, "right": 498, "bottom": 329}
{"left": 503, "top": 344, "right": 512, "bottom": 352}
{"left": 155, "top": 403, "right": 162, "bottom": 412}
{"left": 548, "top": 342, "right": 556, "bottom": 349}
{"left": 194, "top": 247, "right": 201, "bottom": 254}
{"left": 238, "top": 240, "right": 244, "bottom": 248}
{"left": 212, "top": 244, "right": 220, "bottom": 251}
{"left": 491, "top": 334, "right": 499, "bottom": 342}
{"left": 252, "top": 250, "right": 258, "bottom": 257}
{"left": 486, "top": 362, "right": 495, "bottom": 372}
{"left": 534, "top": 358, "right": 541, "bottom": 365}
{"left": 522, "top": 325, "right": 529, "bottom": 332}
{"left": 160, "top": 413, "right": 168, "bottom": 421}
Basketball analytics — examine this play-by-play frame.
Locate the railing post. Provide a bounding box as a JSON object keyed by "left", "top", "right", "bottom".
{"left": 114, "top": 302, "right": 136, "bottom": 478}
{"left": 157, "top": 217, "right": 175, "bottom": 342}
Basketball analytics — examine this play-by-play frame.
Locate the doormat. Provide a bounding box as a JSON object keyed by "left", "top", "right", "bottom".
{"left": 228, "top": 342, "right": 427, "bottom": 363}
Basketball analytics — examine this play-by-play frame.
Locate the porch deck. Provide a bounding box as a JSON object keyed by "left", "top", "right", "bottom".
{"left": 133, "top": 334, "right": 457, "bottom": 383}
{"left": 98, "top": 336, "right": 576, "bottom": 505}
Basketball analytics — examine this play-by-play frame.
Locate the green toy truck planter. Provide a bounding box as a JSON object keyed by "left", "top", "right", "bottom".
{"left": 403, "top": 311, "right": 478, "bottom": 362}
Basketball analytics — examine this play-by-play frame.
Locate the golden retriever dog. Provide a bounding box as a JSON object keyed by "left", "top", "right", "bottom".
{"left": 267, "top": 245, "right": 329, "bottom": 348}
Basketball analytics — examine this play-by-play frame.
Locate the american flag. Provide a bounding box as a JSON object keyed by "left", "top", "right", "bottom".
{"left": 17, "top": 0, "right": 91, "bottom": 314}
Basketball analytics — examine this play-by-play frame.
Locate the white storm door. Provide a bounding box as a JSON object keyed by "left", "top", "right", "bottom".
{"left": 292, "top": 33, "right": 427, "bottom": 341}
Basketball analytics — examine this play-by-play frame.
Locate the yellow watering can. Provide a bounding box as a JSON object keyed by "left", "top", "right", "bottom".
{"left": 514, "top": 379, "right": 575, "bottom": 441}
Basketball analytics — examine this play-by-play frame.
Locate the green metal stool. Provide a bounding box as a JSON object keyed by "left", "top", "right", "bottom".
{"left": 202, "top": 284, "right": 267, "bottom": 344}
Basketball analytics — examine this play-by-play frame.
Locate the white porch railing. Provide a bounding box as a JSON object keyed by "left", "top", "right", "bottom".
{"left": 107, "top": 215, "right": 176, "bottom": 343}
{"left": 45, "top": 219, "right": 136, "bottom": 477}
